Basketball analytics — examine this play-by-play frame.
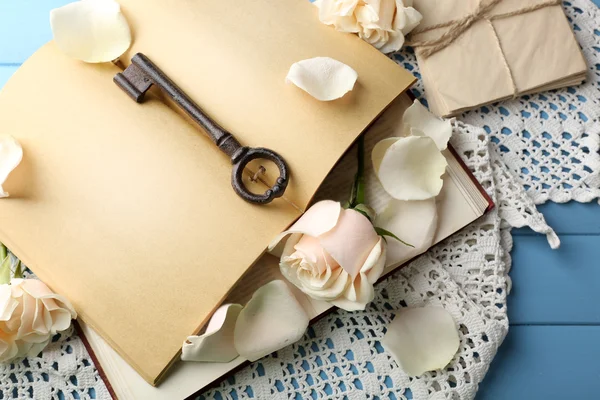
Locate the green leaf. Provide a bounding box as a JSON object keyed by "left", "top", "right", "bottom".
{"left": 353, "top": 207, "right": 372, "bottom": 223}
{"left": 375, "top": 227, "right": 415, "bottom": 248}
{"left": 13, "top": 260, "right": 22, "bottom": 279}
{"left": 348, "top": 135, "right": 366, "bottom": 209}
{"left": 0, "top": 243, "right": 6, "bottom": 262}
{"left": 0, "top": 255, "right": 11, "bottom": 285}
{"left": 348, "top": 177, "right": 358, "bottom": 208}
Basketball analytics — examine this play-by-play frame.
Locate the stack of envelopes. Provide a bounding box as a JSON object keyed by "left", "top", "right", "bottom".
{"left": 411, "top": 0, "right": 587, "bottom": 117}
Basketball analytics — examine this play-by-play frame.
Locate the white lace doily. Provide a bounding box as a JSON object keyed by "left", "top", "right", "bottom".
{"left": 1, "top": 0, "right": 598, "bottom": 399}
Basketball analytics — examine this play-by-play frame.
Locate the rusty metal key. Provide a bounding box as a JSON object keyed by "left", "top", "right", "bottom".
{"left": 114, "top": 53, "right": 289, "bottom": 205}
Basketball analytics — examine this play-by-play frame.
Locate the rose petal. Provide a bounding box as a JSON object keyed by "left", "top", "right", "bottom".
{"left": 42, "top": 301, "right": 74, "bottom": 333}
{"left": 361, "top": 237, "right": 387, "bottom": 283}
{"left": 0, "top": 134, "right": 23, "bottom": 199}
{"left": 318, "top": 209, "right": 379, "bottom": 279}
{"left": 269, "top": 200, "right": 341, "bottom": 250}
{"left": 371, "top": 138, "right": 398, "bottom": 173}
{"left": 395, "top": 5, "right": 423, "bottom": 36}
{"left": 316, "top": 0, "right": 361, "bottom": 32}
{"left": 382, "top": 307, "right": 460, "bottom": 376}
{"left": 375, "top": 0, "right": 398, "bottom": 31}
{"left": 182, "top": 304, "right": 243, "bottom": 363}
{"left": 374, "top": 136, "right": 448, "bottom": 201}
{"left": 19, "top": 279, "right": 77, "bottom": 320}
{"left": 375, "top": 199, "right": 438, "bottom": 266}
{"left": 234, "top": 280, "right": 309, "bottom": 362}
{"left": 286, "top": 57, "right": 358, "bottom": 101}
{"left": 50, "top": 0, "right": 132, "bottom": 63}
{"left": 0, "top": 284, "right": 18, "bottom": 322}
{"left": 403, "top": 100, "right": 452, "bottom": 151}
{"left": 355, "top": 4, "right": 381, "bottom": 29}
{"left": 336, "top": 0, "right": 360, "bottom": 16}
{"left": 0, "top": 338, "right": 18, "bottom": 363}
{"left": 23, "top": 338, "right": 50, "bottom": 358}
{"left": 379, "top": 30, "right": 406, "bottom": 54}
{"left": 293, "top": 235, "right": 328, "bottom": 275}
{"left": 329, "top": 237, "right": 386, "bottom": 311}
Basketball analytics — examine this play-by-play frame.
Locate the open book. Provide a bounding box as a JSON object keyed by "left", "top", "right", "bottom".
{"left": 78, "top": 94, "right": 492, "bottom": 399}
{"left": 0, "top": 0, "right": 416, "bottom": 386}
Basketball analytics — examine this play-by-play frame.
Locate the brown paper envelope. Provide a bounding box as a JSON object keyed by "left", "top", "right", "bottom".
{"left": 413, "top": 0, "right": 478, "bottom": 31}
{"left": 417, "top": 20, "right": 515, "bottom": 116}
{"left": 493, "top": 6, "right": 587, "bottom": 94}
{"left": 412, "top": 0, "right": 587, "bottom": 116}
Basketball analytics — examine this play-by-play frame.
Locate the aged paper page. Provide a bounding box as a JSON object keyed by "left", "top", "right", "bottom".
{"left": 118, "top": 0, "right": 415, "bottom": 209}
{"left": 77, "top": 94, "right": 490, "bottom": 400}
{"left": 0, "top": 0, "right": 415, "bottom": 385}
{"left": 0, "top": 44, "right": 301, "bottom": 385}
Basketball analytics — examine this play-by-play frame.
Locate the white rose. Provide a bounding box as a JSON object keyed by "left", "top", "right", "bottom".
{"left": 270, "top": 200, "right": 386, "bottom": 311}
{"left": 0, "top": 279, "right": 77, "bottom": 362}
{"left": 315, "top": 0, "right": 423, "bottom": 53}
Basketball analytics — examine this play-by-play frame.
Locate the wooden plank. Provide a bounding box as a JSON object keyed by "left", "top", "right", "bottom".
{"left": 0, "top": 66, "right": 19, "bottom": 89}
{"left": 509, "top": 235, "right": 600, "bottom": 325}
{"left": 479, "top": 326, "right": 600, "bottom": 400}
{"left": 0, "top": 0, "right": 70, "bottom": 63}
{"left": 513, "top": 203, "right": 600, "bottom": 236}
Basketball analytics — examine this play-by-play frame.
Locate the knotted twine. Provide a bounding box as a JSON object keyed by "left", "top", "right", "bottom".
{"left": 407, "top": 0, "right": 563, "bottom": 58}
{"left": 405, "top": 0, "right": 563, "bottom": 99}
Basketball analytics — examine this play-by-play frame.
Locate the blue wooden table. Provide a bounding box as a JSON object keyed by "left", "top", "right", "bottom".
{"left": 1, "top": 1, "right": 599, "bottom": 399}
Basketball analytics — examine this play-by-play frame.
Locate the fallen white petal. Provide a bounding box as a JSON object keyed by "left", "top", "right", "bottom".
{"left": 182, "top": 304, "right": 242, "bottom": 363}
{"left": 0, "top": 134, "right": 23, "bottom": 198}
{"left": 382, "top": 307, "right": 460, "bottom": 376}
{"left": 371, "top": 137, "right": 398, "bottom": 174}
{"left": 234, "top": 280, "right": 309, "bottom": 362}
{"left": 269, "top": 200, "right": 341, "bottom": 251}
{"left": 373, "top": 136, "right": 447, "bottom": 201}
{"left": 403, "top": 100, "right": 452, "bottom": 151}
{"left": 286, "top": 57, "right": 358, "bottom": 101}
{"left": 375, "top": 199, "right": 438, "bottom": 265}
{"left": 50, "top": 0, "right": 132, "bottom": 63}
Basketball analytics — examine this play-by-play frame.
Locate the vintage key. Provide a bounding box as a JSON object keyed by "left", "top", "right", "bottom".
{"left": 114, "top": 53, "right": 289, "bottom": 205}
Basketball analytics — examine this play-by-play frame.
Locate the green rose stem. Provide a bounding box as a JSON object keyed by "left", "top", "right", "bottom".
{"left": 0, "top": 243, "right": 11, "bottom": 284}
{"left": 347, "top": 135, "right": 367, "bottom": 211}
{"left": 348, "top": 136, "right": 414, "bottom": 248}
{"left": 355, "top": 135, "right": 366, "bottom": 207}
{"left": 0, "top": 243, "right": 22, "bottom": 284}
{"left": 13, "top": 260, "right": 23, "bottom": 279}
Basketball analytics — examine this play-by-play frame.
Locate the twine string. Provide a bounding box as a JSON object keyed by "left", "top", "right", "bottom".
{"left": 406, "top": 0, "right": 562, "bottom": 58}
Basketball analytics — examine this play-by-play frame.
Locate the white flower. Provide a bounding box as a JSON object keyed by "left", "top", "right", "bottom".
{"left": 315, "top": 0, "right": 423, "bottom": 53}
{"left": 0, "top": 279, "right": 76, "bottom": 363}
{"left": 269, "top": 200, "right": 386, "bottom": 311}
